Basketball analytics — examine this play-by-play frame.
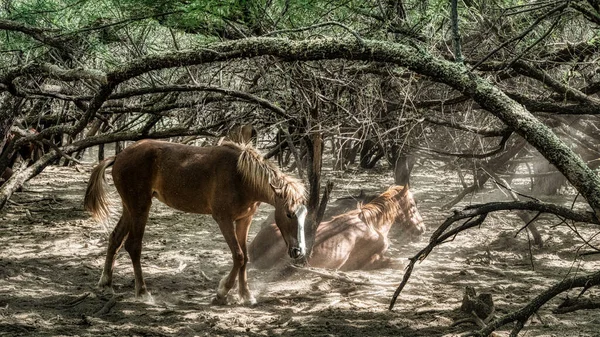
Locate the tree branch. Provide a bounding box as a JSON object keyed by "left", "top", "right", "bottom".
{"left": 0, "top": 63, "right": 107, "bottom": 85}
{"left": 0, "top": 19, "right": 69, "bottom": 53}
{"left": 108, "top": 84, "right": 291, "bottom": 119}
{"left": 389, "top": 199, "right": 599, "bottom": 310}
{"left": 507, "top": 92, "right": 600, "bottom": 115}
{"left": 424, "top": 116, "right": 510, "bottom": 137}
{"left": 475, "top": 270, "right": 600, "bottom": 336}
{"left": 510, "top": 60, "right": 600, "bottom": 106}
{"left": 3, "top": 36, "right": 600, "bottom": 215}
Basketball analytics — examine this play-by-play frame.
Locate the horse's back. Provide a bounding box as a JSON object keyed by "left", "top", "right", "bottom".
{"left": 112, "top": 140, "right": 243, "bottom": 214}
{"left": 309, "top": 215, "right": 380, "bottom": 270}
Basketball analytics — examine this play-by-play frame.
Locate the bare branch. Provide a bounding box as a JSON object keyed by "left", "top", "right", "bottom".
{"left": 0, "top": 63, "right": 107, "bottom": 85}
{"left": 0, "top": 18, "right": 68, "bottom": 53}
{"left": 389, "top": 198, "right": 599, "bottom": 310}
{"left": 475, "top": 270, "right": 600, "bottom": 336}
{"left": 424, "top": 116, "right": 510, "bottom": 137}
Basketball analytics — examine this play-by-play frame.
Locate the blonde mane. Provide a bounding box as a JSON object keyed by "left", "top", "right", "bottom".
{"left": 223, "top": 141, "right": 306, "bottom": 208}
{"left": 356, "top": 185, "right": 408, "bottom": 233}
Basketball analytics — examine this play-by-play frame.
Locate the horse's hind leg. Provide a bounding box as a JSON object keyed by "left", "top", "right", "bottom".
{"left": 98, "top": 214, "right": 130, "bottom": 291}
{"left": 235, "top": 215, "right": 255, "bottom": 305}
{"left": 123, "top": 205, "right": 151, "bottom": 299}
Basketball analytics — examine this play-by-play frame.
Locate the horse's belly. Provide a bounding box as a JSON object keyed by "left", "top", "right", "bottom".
{"left": 152, "top": 190, "right": 211, "bottom": 214}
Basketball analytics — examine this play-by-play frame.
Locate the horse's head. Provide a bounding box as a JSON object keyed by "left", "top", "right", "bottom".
{"left": 272, "top": 186, "right": 307, "bottom": 259}
{"left": 395, "top": 185, "right": 426, "bottom": 239}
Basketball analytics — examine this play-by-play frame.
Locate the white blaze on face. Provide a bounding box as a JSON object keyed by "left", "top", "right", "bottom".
{"left": 295, "top": 205, "right": 307, "bottom": 256}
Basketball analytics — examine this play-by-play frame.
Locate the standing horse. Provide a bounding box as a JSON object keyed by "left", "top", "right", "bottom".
{"left": 84, "top": 139, "right": 306, "bottom": 305}
{"left": 249, "top": 185, "right": 425, "bottom": 271}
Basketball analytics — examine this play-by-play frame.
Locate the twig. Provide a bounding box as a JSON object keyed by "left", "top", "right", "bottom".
{"left": 264, "top": 21, "right": 364, "bottom": 46}
{"left": 475, "top": 270, "right": 600, "bottom": 337}
{"left": 94, "top": 295, "right": 122, "bottom": 316}
{"left": 553, "top": 298, "right": 600, "bottom": 314}
{"left": 62, "top": 292, "right": 90, "bottom": 308}
{"left": 41, "top": 139, "right": 82, "bottom": 164}
{"left": 470, "top": 2, "right": 569, "bottom": 71}
{"left": 389, "top": 214, "right": 488, "bottom": 310}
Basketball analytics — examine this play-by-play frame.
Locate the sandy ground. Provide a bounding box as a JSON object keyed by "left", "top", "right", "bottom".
{"left": 1, "top": 155, "right": 599, "bottom": 337}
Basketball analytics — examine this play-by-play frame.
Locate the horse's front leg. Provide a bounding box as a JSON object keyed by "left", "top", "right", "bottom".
{"left": 235, "top": 215, "right": 255, "bottom": 305}
{"left": 213, "top": 216, "right": 244, "bottom": 305}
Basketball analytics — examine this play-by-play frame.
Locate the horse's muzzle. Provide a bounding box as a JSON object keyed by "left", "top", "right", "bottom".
{"left": 289, "top": 247, "right": 304, "bottom": 259}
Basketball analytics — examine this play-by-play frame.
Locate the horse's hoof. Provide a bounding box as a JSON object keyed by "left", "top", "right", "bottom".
{"left": 243, "top": 295, "right": 257, "bottom": 306}
{"left": 97, "top": 273, "right": 111, "bottom": 288}
{"left": 136, "top": 291, "right": 154, "bottom": 304}
{"left": 97, "top": 285, "right": 114, "bottom": 296}
{"left": 211, "top": 295, "right": 228, "bottom": 306}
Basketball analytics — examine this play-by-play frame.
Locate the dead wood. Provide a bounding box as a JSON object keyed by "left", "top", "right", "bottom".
{"left": 474, "top": 269, "right": 600, "bottom": 337}
{"left": 94, "top": 295, "right": 122, "bottom": 316}
{"left": 553, "top": 297, "right": 600, "bottom": 314}
{"left": 62, "top": 292, "right": 91, "bottom": 308}
{"left": 389, "top": 199, "right": 599, "bottom": 311}
{"left": 442, "top": 138, "right": 527, "bottom": 210}
{"left": 453, "top": 286, "right": 496, "bottom": 328}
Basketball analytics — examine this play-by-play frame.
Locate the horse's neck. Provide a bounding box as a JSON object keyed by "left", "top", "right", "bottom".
{"left": 254, "top": 186, "right": 277, "bottom": 206}
{"left": 360, "top": 195, "right": 403, "bottom": 235}
{"left": 375, "top": 215, "right": 394, "bottom": 236}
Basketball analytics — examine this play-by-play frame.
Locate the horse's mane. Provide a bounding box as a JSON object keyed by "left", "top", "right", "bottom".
{"left": 223, "top": 141, "right": 306, "bottom": 208}
{"left": 354, "top": 185, "right": 409, "bottom": 233}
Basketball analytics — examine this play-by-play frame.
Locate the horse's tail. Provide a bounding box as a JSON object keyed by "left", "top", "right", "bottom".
{"left": 84, "top": 156, "right": 116, "bottom": 222}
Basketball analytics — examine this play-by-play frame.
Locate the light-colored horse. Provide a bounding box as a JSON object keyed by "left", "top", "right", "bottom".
{"left": 249, "top": 185, "right": 424, "bottom": 270}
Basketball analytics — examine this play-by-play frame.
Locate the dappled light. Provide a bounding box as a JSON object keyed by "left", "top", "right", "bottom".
{"left": 2, "top": 1, "right": 600, "bottom": 336}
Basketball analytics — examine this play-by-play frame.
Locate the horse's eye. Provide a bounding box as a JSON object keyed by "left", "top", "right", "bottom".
{"left": 286, "top": 212, "right": 294, "bottom": 219}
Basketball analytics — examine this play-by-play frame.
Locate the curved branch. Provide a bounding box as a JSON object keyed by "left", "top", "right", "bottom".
{"left": 460, "top": 200, "right": 598, "bottom": 224}
{"left": 475, "top": 270, "right": 600, "bottom": 336}
{"left": 389, "top": 213, "right": 488, "bottom": 310}
{"left": 263, "top": 21, "right": 364, "bottom": 45}
{"left": 108, "top": 84, "right": 291, "bottom": 119}
{"left": 0, "top": 63, "right": 107, "bottom": 85}
{"left": 424, "top": 116, "right": 510, "bottom": 137}
{"left": 4, "top": 36, "right": 599, "bottom": 214}
{"left": 416, "top": 132, "right": 512, "bottom": 159}
{"left": 0, "top": 19, "right": 68, "bottom": 53}
{"left": 511, "top": 60, "right": 600, "bottom": 106}
{"left": 389, "top": 199, "right": 599, "bottom": 310}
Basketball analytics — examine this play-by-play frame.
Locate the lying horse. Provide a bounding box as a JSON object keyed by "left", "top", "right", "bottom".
{"left": 256, "top": 189, "right": 378, "bottom": 232}
{"left": 84, "top": 140, "right": 307, "bottom": 305}
{"left": 249, "top": 185, "right": 425, "bottom": 270}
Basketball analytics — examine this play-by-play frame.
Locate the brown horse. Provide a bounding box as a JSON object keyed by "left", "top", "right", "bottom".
{"left": 84, "top": 139, "right": 306, "bottom": 305}
{"left": 249, "top": 185, "right": 425, "bottom": 271}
